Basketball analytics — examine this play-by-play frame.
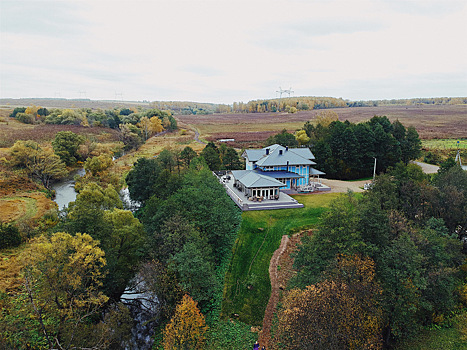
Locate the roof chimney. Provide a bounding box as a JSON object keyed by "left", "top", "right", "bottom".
{"left": 286, "top": 146, "right": 288, "bottom": 151}
{"left": 279, "top": 150, "right": 283, "bottom": 155}
{"left": 266, "top": 148, "right": 269, "bottom": 155}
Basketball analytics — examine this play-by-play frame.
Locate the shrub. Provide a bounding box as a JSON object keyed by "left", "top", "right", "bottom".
{"left": 0, "top": 223, "right": 22, "bottom": 249}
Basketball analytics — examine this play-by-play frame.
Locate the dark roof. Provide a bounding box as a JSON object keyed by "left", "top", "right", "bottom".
{"left": 231, "top": 170, "right": 286, "bottom": 188}
{"left": 254, "top": 169, "right": 304, "bottom": 179}
{"left": 244, "top": 144, "right": 316, "bottom": 166}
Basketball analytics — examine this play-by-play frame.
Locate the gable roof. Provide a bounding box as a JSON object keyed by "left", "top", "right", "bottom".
{"left": 244, "top": 144, "right": 316, "bottom": 167}
{"left": 231, "top": 170, "right": 285, "bottom": 188}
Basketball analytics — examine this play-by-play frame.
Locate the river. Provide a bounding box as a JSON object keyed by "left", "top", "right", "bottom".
{"left": 52, "top": 168, "right": 85, "bottom": 209}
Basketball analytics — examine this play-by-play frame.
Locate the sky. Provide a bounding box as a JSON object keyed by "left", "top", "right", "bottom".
{"left": 1, "top": 0, "right": 466, "bottom": 104}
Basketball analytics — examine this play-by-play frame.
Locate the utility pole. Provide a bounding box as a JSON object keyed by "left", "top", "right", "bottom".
{"left": 373, "top": 157, "right": 377, "bottom": 180}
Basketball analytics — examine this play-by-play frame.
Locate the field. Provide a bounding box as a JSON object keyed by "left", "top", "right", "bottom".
{"left": 422, "top": 139, "right": 467, "bottom": 149}
{"left": 177, "top": 105, "right": 467, "bottom": 148}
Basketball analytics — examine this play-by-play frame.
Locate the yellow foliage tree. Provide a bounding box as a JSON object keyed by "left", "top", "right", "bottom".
{"left": 138, "top": 116, "right": 164, "bottom": 140}
{"left": 163, "top": 294, "right": 208, "bottom": 350}
{"left": 295, "top": 130, "right": 310, "bottom": 146}
{"left": 20, "top": 232, "right": 108, "bottom": 348}
{"left": 315, "top": 110, "right": 339, "bottom": 127}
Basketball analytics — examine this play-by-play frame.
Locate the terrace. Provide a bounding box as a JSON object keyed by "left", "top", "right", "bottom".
{"left": 215, "top": 172, "right": 304, "bottom": 211}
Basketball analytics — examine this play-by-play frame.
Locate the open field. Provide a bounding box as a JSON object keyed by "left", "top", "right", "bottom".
{"left": 0, "top": 98, "right": 150, "bottom": 110}
{"left": 177, "top": 105, "right": 467, "bottom": 147}
{"left": 0, "top": 192, "right": 56, "bottom": 224}
{"left": 222, "top": 192, "right": 342, "bottom": 325}
{"left": 0, "top": 110, "right": 120, "bottom": 148}
{"left": 422, "top": 138, "right": 467, "bottom": 149}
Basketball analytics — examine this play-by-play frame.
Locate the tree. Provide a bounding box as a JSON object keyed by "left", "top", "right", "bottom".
{"left": 180, "top": 146, "right": 197, "bottom": 167}
{"left": 163, "top": 294, "right": 208, "bottom": 350}
{"left": 119, "top": 123, "right": 143, "bottom": 151}
{"left": 52, "top": 131, "right": 85, "bottom": 165}
{"left": 222, "top": 146, "right": 242, "bottom": 170}
{"left": 138, "top": 116, "right": 164, "bottom": 140}
{"left": 126, "top": 157, "right": 162, "bottom": 203}
{"left": 27, "top": 147, "right": 68, "bottom": 190}
{"left": 64, "top": 182, "right": 122, "bottom": 237}
{"left": 9, "top": 141, "right": 68, "bottom": 190}
{"left": 0, "top": 222, "right": 22, "bottom": 249}
{"left": 315, "top": 110, "right": 339, "bottom": 127}
{"left": 295, "top": 130, "right": 310, "bottom": 146}
{"left": 200, "top": 142, "right": 221, "bottom": 170}
{"left": 101, "top": 209, "right": 146, "bottom": 299}
{"left": 20, "top": 232, "right": 108, "bottom": 349}
{"left": 266, "top": 129, "right": 298, "bottom": 147}
{"left": 84, "top": 154, "right": 113, "bottom": 176}
{"left": 277, "top": 255, "right": 382, "bottom": 350}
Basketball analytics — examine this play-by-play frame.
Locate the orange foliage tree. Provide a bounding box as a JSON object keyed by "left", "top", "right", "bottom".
{"left": 275, "top": 254, "right": 383, "bottom": 350}
{"left": 163, "top": 294, "right": 208, "bottom": 350}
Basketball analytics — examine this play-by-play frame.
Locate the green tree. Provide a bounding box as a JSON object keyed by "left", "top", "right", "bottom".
{"left": 0, "top": 223, "right": 22, "bottom": 249}
{"left": 126, "top": 157, "right": 162, "bottom": 203}
{"left": 266, "top": 129, "right": 298, "bottom": 147}
{"left": 222, "top": 146, "right": 242, "bottom": 170}
{"left": 101, "top": 209, "right": 146, "bottom": 299}
{"left": 84, "top": 154, "right": 113, "bottom": 176}
{"left": 200, "top": 142, "right": 221, "bottom": 171}
{"left": 180, "top": 146, "right": 197, "bottom": 167}
{"left": 52, "top": 131, "right": 84, "bottom": 165}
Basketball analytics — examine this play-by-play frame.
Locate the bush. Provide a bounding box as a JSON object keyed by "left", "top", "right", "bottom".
{"left": 15, "top": 113, "right": 35, "bottom": 124}
{"left": 0, "top": 223, "right": 22, "bottom": 249}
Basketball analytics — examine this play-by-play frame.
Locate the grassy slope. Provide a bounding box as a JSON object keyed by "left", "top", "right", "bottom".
{"left": 221, "top": 192, "right": 341, "bottom": 325}
{"left": 394, "top": 313, "right": 467, "bottom": 350}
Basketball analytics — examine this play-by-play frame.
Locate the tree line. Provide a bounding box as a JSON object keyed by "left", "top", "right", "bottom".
{"left": 266, "top": 113, "right": 422, "bottom": 180}
{"left": 272, "top": 162, "right": 467, "bottom": 349}
{"left": 10, "top": 106, "right": 177, "bottom": 151}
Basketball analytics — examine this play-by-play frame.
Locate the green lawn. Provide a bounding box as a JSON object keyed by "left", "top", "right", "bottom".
{"left": 422, "top": 138, "right": 467, "bottom": 150}
{"left": 221, "top": 192, "right": 341, "bottom": 325}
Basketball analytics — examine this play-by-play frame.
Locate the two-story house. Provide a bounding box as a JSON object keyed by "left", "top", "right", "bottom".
{"left": 229, "top": 144, "right": 325, "bottom": 199}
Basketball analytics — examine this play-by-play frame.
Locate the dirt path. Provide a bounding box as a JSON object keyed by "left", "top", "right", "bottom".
{"left": 259, "top": 232, "right": 306, "bottom": 348}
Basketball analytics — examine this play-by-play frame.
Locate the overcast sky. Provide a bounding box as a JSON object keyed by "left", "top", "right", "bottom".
{"left": 1, "top": 0, "right": 466, "bottom": 104}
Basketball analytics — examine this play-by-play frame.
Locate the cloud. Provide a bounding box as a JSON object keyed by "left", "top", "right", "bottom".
{"left": 0, "top": 0, "right": 466, "bottom": 103}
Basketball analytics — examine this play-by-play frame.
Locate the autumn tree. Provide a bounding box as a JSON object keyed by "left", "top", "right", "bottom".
{"left": 84, "top": 154, "right": 113, "bottom": 176}
{"left": 315, "top": 110, "right": 339, "bottom": 127}
{"left": 163, "top": 294, "right": 208, "bottom": 350}
{"left": 20, "top": 232, "right": 109, "bottom": 349}
{"left": 276, "top": 255, "right": 382, "bottom": 350}
{"left": 9, "top": 141, "right": 68, "bottom": 190}
{"left": 138, "top": 116, "right": 164, "bottom": 140}
{"left": 295, "top": 129, "right": 310, "bottom": 146}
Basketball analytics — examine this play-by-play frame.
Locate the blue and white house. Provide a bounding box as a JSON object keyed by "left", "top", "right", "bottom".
{"left": 229, "top": 144, "right": 325, "bottom": 199}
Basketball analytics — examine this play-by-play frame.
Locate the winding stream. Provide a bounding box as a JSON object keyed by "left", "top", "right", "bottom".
{"left": 51, "top": 167, "right": 156, "bottom": 349}
{"left": 52, "top": 168, "right": 85, "bottom": 209}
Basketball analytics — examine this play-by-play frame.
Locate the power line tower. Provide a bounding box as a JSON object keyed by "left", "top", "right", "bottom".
{"left": 115, "top": 92, "right": 123, "bottom": 102}
{"left": 275, "top": 87, "right": 294, "bottom": 111}
{"left": 78, "top": 91, "right": 87, "bottom": 99}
